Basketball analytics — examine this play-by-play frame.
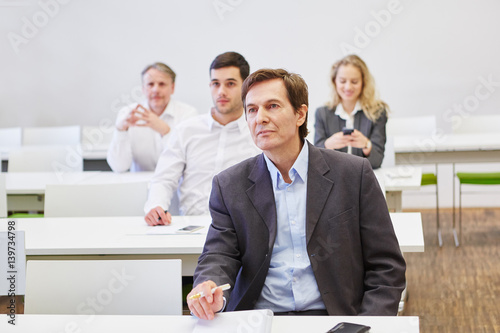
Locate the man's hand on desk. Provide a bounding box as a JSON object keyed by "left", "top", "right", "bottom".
{"left": 144, "top": 206, "right": 172, "bottom": 226}
{"left": 187, "top": 280, "right": 225, "bottom": 320}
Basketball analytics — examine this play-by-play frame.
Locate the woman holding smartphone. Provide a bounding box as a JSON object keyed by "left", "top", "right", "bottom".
{"left": 314, "top": 54, "right": 389, "bottom": 169}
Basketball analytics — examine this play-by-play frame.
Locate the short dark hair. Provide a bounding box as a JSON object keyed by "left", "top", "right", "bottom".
{"left": 210, "top": 52, "right": 250, "bottom": 81}
{"left": 141, "top": 62, "right": 176, "bottom": 83}
{"left": 241, "top": 68, "right": 309, "bottom": 140}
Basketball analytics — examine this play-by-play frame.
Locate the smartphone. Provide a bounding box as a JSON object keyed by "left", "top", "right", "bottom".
{"left": 176, "top": 225, "right": 204, "bottom": 233}
{"left": 342, "top": 127, "right": 354, "bottom": 135}
{"left": 326, "top": 322, "right": 371, "bottom": 333}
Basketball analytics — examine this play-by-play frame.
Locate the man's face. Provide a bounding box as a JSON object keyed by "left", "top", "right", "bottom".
{"left": 245, "top": 79, "right": 306, "bottom": 154}
{"left": 209, "top": 66, "right": 244, "bottom": 116}
{"left": 142, "top": 68, "right": 175, "bottom": 112}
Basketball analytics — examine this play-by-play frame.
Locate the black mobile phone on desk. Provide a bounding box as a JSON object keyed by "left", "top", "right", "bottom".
{"left": 326, "top": 322, "right": 371, "bottom": 333}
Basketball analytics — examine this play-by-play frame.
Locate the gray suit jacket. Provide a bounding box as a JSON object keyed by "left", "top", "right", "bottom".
{"left": 314, "top": 106, "right": 387, "bottom": 169}
{"left": 194, "top": 142, "right": 405, "bottom": 315}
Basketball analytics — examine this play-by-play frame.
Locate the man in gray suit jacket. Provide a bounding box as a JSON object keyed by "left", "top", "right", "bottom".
{"left": 187, "top": 69, "right": 406, "bottom": 320}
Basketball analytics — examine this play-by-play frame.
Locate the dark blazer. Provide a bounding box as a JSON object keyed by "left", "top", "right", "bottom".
{"left": 194, "top": 142, "right": 406, "bottom": 316}
{"left": 314, "top": 106, "right": 387, "bottom": 169}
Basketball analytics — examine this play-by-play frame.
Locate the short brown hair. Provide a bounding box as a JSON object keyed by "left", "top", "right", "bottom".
{"left": 210, "top": 51, "right": 250, "bottom": 81}
{"left": 142, "top": 62, "right": 176, "bottom": 83}
{"left": 242, "top": 68, "right": 309, "bottom": 140}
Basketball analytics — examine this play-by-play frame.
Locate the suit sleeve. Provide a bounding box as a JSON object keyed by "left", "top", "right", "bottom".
{"left": 193, "top": 175, "right": 242, "bottom": 302}
{"left": 358, "top": 158, "right": 406, "bottom": 315}
{"left": 364, "top": 111, "right": 387, "bottom": 169}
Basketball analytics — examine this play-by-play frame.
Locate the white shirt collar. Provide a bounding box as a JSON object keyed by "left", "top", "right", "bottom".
{"left": 264, "top": 141, "right": 309, "bottom": 189}
{"left": 335, "top": 101, "right": 362, "bottom": 121}
{"left": 207, "top": 109, "right": 247, "bottom": 132}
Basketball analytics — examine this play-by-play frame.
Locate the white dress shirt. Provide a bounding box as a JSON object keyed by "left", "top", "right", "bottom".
{"left": 144, "top": 111, "right": 261, "bottom": 215}
{"left": 335, "top": 101, "right": 362, "bottom": 155}
{"left": 107, "top": 99, "right": 197, "bottom": 172}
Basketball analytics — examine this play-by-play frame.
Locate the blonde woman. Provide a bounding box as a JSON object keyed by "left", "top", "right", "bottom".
{"left": 314, "top": 55, "right": 389, "bottom": 169}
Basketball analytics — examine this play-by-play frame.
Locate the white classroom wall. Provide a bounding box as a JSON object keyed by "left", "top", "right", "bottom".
{"left": 0, "top": 0, "right": 499, "bottom": 208}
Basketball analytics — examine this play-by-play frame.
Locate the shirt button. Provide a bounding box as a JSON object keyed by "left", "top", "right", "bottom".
{"left": 296, "top": 254, "right": 301, "bottom": 258}
{"left": 291, "top": 221, "right": 296, "bottom": 225}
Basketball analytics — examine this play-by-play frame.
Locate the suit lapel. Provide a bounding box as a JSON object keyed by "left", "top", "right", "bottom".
{"left": 306, "top": 143, "right": 334, "bottom": 244}
{"left": 355, "top": 111, "right": 369, "bottom": 135}
{"left": 246, "top": 154, "right": 277, "bottom": 250}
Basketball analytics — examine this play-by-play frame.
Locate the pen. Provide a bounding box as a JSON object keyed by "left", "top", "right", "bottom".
{"left": 188, "top": 283, "right": 231, "bottom": 300}
{"left": 157, "top": 210, "right": 168, "bottom": 221}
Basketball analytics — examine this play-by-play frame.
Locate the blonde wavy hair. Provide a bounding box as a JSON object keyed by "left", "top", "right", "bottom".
{"left": 328, "top": 54, "right": 389, "bottom": 121}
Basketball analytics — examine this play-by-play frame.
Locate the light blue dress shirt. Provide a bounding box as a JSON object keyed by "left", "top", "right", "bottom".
{"left": 254, "top": 143, "right": 326, "bottom": 312}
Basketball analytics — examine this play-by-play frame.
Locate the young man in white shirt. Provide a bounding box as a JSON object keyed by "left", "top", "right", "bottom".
{"left": 144, "top": 52, "right": 260, "bottom": 225}
{"left": 107, "top": 62, "right": 197, "bottom": 172}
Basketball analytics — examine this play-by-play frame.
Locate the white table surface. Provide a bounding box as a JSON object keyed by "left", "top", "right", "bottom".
{"left": 81, "top": 147, "right": 108, "bottom": 160}
{"left": 374, "top": 167, "right": 422, "bottom": 212}
{"left": 394, "top": 133, "right": 500, "bottom": 164}
{"left": 395, "top": 133, "right": 500, "bottom": 152}
{"left": 5, "top": 171, "right": 154, "bottom": 195}
{"left": 0, "top": 213, "right": 423, "bottom": 276}
{"left": 374, "top": 166, "right": 422, "bottom": 191}
{"left": 1, "top": 314, "right": 419, "bottom": 333}
{"left": 1, "top": 147, "right": 108, "bottom": 161}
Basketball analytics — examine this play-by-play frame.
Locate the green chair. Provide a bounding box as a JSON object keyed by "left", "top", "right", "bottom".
{"left": 421, "top": 170, "right": 441, "bottom": 247}
{"left": 8, "top": 213, "right": 44, "bottom": 218}
{"left": 455, "top": 172, "right": 500, "bottom": 246}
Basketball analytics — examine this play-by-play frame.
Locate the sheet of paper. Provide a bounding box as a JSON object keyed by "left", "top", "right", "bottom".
{"left": 125, "top": 216, "right": 210, "bottom": 235}
{"left": 193, "top": 309, "right": 273, "bottom": 333}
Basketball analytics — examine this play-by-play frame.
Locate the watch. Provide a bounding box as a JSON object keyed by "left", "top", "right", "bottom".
{"left": 365, "top": 140, "right": 372, "bottom": 149}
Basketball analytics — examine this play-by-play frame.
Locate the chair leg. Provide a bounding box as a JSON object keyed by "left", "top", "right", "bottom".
{"left": 435, "top": 164, "right": 442, "bottom": 247}
{"left": 459, "top": 183, "right": 462, "bottom": 246}
{"left": 452, "top": 163, "right": 457, "bottom": 246}
{"left": 454, "top": 183, "right": 462, "bottom": 247}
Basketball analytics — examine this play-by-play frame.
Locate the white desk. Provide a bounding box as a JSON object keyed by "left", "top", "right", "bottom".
{"left": 5, "top": 171, "right": 153, "bottom": 211}
{"left": 5, "top": 171, "right": 153, "bottom": 195}
{"left": 394, "top": 132, "right": 500, "bottom": 244}
{"left": 394, "top": 133, "right": 500, "bottom": 165}
{"left": 1, "top": 213, "right": 423, "bottom": 276}
{"left": 1, "top": 147, "right": 110, "bottom": 171}
{"left": 81, "top": 146, "right": 108, "bottom": 160}
{"left": 374, "top": 167, "right": 422, "bottom": 212}
{"left": 1, "top": 314, "right": 419, "bottom": 333}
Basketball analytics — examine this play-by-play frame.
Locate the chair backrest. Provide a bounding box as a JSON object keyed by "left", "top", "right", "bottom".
{"left": 23, "top": 125, "right": 81, "bottom": 145}
{"left": 0, "top": 174, "right": 7, "bottom": 218}
{"left": 451, "top": 114, "right": 500, "bottom": 134}
{"left": 24, "top": 259, "right": 182, "bottom": 315}
{"left": 7, "top": 145, "right": 83, "bottom": 172}
{"left": 44, "top": 181, "right": 148, "bottom": 217}
{"left": 0, "top": 127, "right": 22, "bottom": 148}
